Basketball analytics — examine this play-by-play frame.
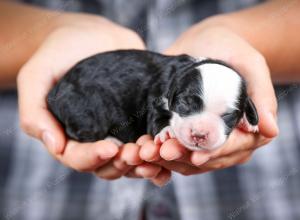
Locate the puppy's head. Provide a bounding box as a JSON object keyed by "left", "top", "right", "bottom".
{"left": 167, "top": 60, "right": 258, "bottom": 151}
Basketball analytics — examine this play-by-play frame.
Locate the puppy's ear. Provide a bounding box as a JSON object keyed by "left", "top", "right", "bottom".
{"left": 167, "top": 80, "right": 177, "bottom": 110}
{"left": 244, "top": 97, "right": 259, "bottom": 126}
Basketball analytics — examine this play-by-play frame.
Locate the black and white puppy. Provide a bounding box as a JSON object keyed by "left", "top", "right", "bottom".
{"left": 47, "top": 50, "right": 259, "bottom": 151}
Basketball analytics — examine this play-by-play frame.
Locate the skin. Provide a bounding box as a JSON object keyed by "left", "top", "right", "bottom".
{"left": 0, "top": 1, "right": 169, "bottom": 186}
{"left": 130, "top": 0, "right": 300, "bottom": 179}
{"left": 133, "top": 25, "right": 278, "bottom": 177}
{"left": 1, "top": 0, "right": 300, "bottom": 186}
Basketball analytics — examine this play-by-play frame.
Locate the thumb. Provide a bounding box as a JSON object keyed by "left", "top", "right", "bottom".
{"left": 238, "top": 55, "right": 279, "bottom": 138}
{"left": 17, "top": 66, "right": 66, "bottom": 154}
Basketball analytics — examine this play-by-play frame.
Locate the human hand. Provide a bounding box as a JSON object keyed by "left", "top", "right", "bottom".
{"left": 138, "top": 17, "right": 279, "bottom": 176}
{"left": 17, "top": 14, "right": 166, "bottom": 181}
{"left": 97, "top": 135, "right": 172, "bottom": 187}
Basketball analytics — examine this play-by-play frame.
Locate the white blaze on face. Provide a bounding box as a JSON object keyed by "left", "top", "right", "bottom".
{"left": 200, "top": 64, "right": 242, "bottom": 114}
{"left": 170, "top": 63, "right": 242, "bottom": 151}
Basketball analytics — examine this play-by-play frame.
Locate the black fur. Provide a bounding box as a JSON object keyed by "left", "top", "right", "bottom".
{"left": 47, "top": 50, "right": 194, "bottom": 142}
{"left": 47, "top": 50, "right": 258, "bottom": 143}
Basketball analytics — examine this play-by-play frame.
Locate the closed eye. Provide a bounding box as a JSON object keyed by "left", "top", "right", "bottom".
{"left": 222, "top": 112, "right": 234, "bottom": 119}
{"left": 221, "top": 111, "right": 238, "bottom": 122}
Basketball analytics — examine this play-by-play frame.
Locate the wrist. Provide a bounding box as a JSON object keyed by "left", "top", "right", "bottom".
{"left": 54, "top": 13, "right": 145, "bottom": 49}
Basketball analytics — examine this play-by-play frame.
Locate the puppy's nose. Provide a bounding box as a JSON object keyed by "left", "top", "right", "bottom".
{"left": 191, "top": 130, "right": 208, "bottom": 143}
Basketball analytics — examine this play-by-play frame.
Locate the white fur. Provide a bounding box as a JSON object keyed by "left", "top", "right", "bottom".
{"left": 169, "top": 112, "right": 227, "bottom": 151}
{"left": 154, "top": 126, "right": 176, "bottom": 144}
{"left": 193, "top": 56, "right": 208, "bottom": 62}
{"left": 167, "top": 63, "right": 243, "bottom": 151}
{"left": 197, "top": 63, "right": 241, "bottom": 114}
{"left": 161, "top": 97, "right": 169, "bottom": 110}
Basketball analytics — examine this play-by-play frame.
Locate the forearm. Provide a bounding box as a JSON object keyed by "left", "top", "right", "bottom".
{"left": 0, "top": 1, "right": 58, "bottom": 87}
{"left": 0, "top": 1, "right": 70, "bottom": 88}
{"left": 204, "top": 0, "right": 300, "bottom": 83}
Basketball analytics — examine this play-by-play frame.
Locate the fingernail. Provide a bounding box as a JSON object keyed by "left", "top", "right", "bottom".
{"left": 42, "top": 131, "right": 57, "bottom": 153}
{"left": 101, "top": 147, "right": 118, "bottom": 159}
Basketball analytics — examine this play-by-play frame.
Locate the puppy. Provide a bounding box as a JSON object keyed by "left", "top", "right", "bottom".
{"left": 47, "top": 50, "right": 258, "bottom": 151}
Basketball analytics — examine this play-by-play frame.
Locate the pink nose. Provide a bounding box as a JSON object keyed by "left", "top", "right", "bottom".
{"left": 191, "top": 131, "right": 209, "bottom": 144}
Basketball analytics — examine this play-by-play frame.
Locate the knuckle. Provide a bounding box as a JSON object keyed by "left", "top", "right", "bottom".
{"left": 16, "top": 72, "right": 24, "bottom": 86}
{"left": 19, "top": 117, "right": 34, "bottom": 134}
{"left": 253, "top": 52, "right": 267, "bottom": 66}
{"left": 219, "top": 162, "right": 228, "bottom": 169}
{"left": 209, "top": 162, "right": 227, "bottom": 170}
{"left": 178, "top": 167, "right": 191, "bottom": 176}
{"left": 76, "top": 167, "right": 90, "bottom": 173}
{"left": 17, "top": 66, "right": 28, "bottom": 84}
{"left": 260, "top": 138, "right": 272, "bottom": 146}
{"left": 212, "top": 146, "right": 228, "bottom": 158}
{"left": 238, "top": 155, "right": 252, "bottom": 165}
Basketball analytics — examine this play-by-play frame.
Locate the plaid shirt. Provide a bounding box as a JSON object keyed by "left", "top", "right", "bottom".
{"left": 1, "top": 0, "right": 300, "bottom": 220}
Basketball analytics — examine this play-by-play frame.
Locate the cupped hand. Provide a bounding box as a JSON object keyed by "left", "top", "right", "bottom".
{"left": 17, "top": 14, "right": 167, "bottom": 183}
{"left": 98, "top": 135, "right": 172, "bottom": 187}
{"left": 140, "top": 18, "right": 279, "bottom": 176}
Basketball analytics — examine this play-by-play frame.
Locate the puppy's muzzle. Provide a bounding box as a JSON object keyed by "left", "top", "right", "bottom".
{"left": 191, "top": 130, "right": 209, "bottom": 146}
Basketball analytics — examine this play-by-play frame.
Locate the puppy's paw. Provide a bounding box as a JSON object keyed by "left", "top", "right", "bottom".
{"left": 154, "top": 126, "right": 176, "bottom": 145}
{"left": 238, "top": 115, "right": 259, "bottom": 133}
{"left": 105, "top": 136, "right": 124, "bottom": 147}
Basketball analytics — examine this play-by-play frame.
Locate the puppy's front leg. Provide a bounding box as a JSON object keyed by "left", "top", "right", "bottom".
{"left": 154, "top": 126, "right": 176, "bottom": 145}
{"left": 147, "top": 96, "right": 172, "bottom": 145}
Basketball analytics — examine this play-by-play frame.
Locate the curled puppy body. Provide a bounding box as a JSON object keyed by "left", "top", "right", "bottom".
{"left": 47, "top": 50, "right": 258, "bottom": 151}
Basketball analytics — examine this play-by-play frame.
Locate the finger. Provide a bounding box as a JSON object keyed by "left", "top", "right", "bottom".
{"left": 56, "top": 140, "right": 118, "bottom": 172}
{"left": 189, "top": 129, "right": 268, "bottom": 167}
{"left": 136, "top": 134, "right": 153, "bottom": 146}
{"left": 17, "top": 69, "right": 66, "bottom": 154}
{"left": 150, "top": 168, "right": 172, "bottom": 187}
{"left": 190, "top": 150, "right": 211, "bottom": 166}
{"left": 125, "top": 171, "right": 143, "bottom": 178}
{"left": 113, "top": 149, "right": 131, "bottom": 171}
{"left": 212, "top": 129, "right": 269, "bottom": 158}
{"left": 155, "top": 159, "right": 199, "bottom": 176}
{"left": 235, "top": 54, "right": 278, "bottom": 138}
{"left": 160, "top": 139, "right": 190, "bottom": 161}
{"left": 119, "top": 143, "right": 143, "bottom": 165}
{"left": 139, "top": 139, "right": 161, "bottom": 162}
{"left": 197, "top": 150, "right": 253, "bottom": 172}
{"left": 132, "top": 163, "right": 162, "bottom": 179}
{"left": 94, "top": 161, "right": 132, "bottom": 180}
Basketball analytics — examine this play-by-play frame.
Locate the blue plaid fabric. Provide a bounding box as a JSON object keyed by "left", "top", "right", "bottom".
{"left": 1, "top": 1, "right": 300, "bottom": 220}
